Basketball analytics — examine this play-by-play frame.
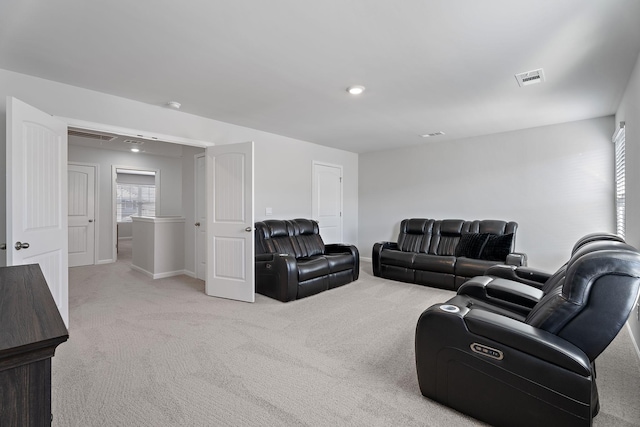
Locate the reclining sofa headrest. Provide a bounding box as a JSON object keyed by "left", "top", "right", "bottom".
{"left": 255, "top": 219, "right": 325, "bottom": 258}
{"left": 260, "top": 219, "right": 289, "bottom": 238}
{"left": 403, "top": 218, "right": 434, "bottom": 234}
{"left": 291, "top": 218, "right": 318, "bottom": 236}
{"left": 464, "top": 219, "right": 517, "bottom": 235}
{"left": 438, "top": 219, "right": 465, "bottom": 235}
{"left": 571, "top": 232, "right": 625, "bottom": 254}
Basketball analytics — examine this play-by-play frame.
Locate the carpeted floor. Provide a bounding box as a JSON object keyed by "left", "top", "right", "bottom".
{"left": 52, "top": 240, "right": 640, "bottom": 426}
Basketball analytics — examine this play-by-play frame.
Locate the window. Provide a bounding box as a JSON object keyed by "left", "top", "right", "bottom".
{"left": 116, "top": 183, "right": 156, "bottom": 222}
{"left": 614, "top": 123, "right": 626, "bottom": 239}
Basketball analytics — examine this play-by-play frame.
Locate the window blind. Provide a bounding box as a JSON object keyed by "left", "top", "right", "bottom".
{"left": 614, "top": 125, "right": 626, "bottom": 239}
{"left": 116, "top": 183, "right": 156, "bottom": 222}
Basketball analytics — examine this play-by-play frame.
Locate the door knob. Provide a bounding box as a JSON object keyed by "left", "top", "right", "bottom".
{"left": 245, "top": 227, "right": 252, "bottom": 232}
{"left": 15, "top": 241, "right": 30, "bottom": 250}
{"left": 0, "top": 243, "right": 6, "bottom": 250}
{"left": 195, "top": 222, "right": 201, "bottom": 227}
{"left": 89, "top": 219, "right": 94, "bottom": 223}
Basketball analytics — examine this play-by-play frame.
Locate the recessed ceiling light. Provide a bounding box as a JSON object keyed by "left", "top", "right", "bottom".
{"left": 166, "top": 101, "right": 182, "bottom": 109}
{"left": 421, "top": 131, "right": 445, "bottom": 138}
{"left": 347, "top": 85, "right": 365, "bottom": 95}
{"left": 131, "top": 148, "right": 140, "bottom": 153}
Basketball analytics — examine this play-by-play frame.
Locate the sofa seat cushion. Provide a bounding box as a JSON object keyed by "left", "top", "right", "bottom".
{"left": 380, "top": 250, "right": 415, "bottom": 268}
{"left": 297, "top": 257, "right": 330, "bottom": 282}
{"left": 455, "top": 257, "right": 499, "bottom": 278}
{"left": 297, "top": 276, "right": 329, "bottom": 299}
{"left": 324, "top": 253, "right": 354, "bottom": 273}
{"left": 413, "top": 254, "right": 456, "bottom": 274}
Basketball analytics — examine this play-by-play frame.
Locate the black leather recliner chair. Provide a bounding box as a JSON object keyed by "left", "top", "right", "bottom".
{"left": 415, "top": 241, "right": 640, "bottom": 427}
{"left": 452, "top": 233, "right": 627, "bottom": 318}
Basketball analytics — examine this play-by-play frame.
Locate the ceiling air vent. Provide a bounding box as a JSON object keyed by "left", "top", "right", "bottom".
{"left": 515, "top": 68, "right": 545, "bottom": 87}
{"left": 68, "top": 129, "right": 117, "bottom": 141}
{"left": 124, "top": 139, "right": 145, "bottom": 146}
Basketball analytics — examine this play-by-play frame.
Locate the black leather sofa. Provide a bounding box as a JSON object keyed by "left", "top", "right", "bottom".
{"left": 373, "top": 218, "right": 526, "bottom": 290}
{"left": 254, "top": 219, "right": 359, "bottom": 302}
{"left": 415, "top": 237, "right": 640, "bottom": 427}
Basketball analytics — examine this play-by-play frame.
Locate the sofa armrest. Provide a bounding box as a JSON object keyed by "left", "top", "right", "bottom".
{"left": 485, "top": 264, "right": 551, "bottom": 289}
{"left": 326, "top": 243, "right": 360, "bottom": 280}
{"left": 372, "top": 241, "right": 397, "bottom": 276}
{"left": 256, "top": 253, "right": 275, "bottom": 262}
{"left": 464, "top": 309, "right": 591, "bottom": 376}
{"left": 373, "top": 241, "right": 398, "bottom": 251}
{"left": 255, "top": 253, "right": 299, "bottom": 302}
{"left": 325, "top": 243, "right": 356, "bottom": 255}
{"left": 505, "top": 252, "right": 527, "bottom": 266}
{"left": 457, "top": 277, "right": 544, "bottom": 313}
{"left": 485, "top": 279, "right": 544, "bottom": 308}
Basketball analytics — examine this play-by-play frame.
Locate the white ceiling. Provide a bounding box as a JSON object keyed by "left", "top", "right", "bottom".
{"left": 2, "top": 0, "right": 639, "bottom": 153}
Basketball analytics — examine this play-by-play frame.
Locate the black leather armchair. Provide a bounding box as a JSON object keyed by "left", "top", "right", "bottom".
{"left": 254, "top": 219, "right": 359, "bottom": 302}
{"left": 415, "top": 242, "right": 640, "bottom": 427}
{"left": 455, "top": 233, "right": 626, "bottom": 317}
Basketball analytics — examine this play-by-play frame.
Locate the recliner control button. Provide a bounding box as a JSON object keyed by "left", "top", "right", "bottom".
{"left": 470, "top": 343, "right": 504, "bottom": 360}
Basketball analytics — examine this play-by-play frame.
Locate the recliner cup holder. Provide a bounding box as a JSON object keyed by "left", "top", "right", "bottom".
{"left": 439, "top": 304, "right": 460, "bottom": 313}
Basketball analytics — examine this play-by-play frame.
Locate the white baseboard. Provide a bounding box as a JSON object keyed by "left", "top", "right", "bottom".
{"left": 97, "top": 258, "right": 115, "bottom": 265}
{"left": 152, "top": 270, "right": 188, "bottom": 279}
{"left": 118, "top": 236, "right": 132, "bottom": 241}
{"left": 183, "top": 270, "right": 196, "bottom": 278}
{"left": 626, "top": 322, "right": 640, "bottom": 367}
{"left": 130, "top": 264, "right": 154, "bottom": 278}
{"left": 360, "top": 256, "right": 372, "bottom": 262}
{"left": 130, "top": 264, "right": 187, "bottom": 279}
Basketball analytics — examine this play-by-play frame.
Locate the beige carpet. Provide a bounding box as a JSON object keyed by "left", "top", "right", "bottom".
{"left": 52, "top": 240, "right": 640, "bottom": 426}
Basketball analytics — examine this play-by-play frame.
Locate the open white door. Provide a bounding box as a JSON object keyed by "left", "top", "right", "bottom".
{"left": 6, "top": 97, "right": 69, "bottom": 326}
{"left": 205, "top": 141, "right": 254, "bottom": 302}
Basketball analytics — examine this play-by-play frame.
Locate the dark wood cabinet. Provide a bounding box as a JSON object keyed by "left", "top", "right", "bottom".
{"left": 0, "top": 264, "right": 69, "bottom": 426}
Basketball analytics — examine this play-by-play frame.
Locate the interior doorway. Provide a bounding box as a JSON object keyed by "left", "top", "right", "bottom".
{"left": 112, "top": 167, "right": 159, "bottom": 261}
{"left": 195, "top": 153, "right": 206, "bottom": 280}
{"left": 68, "top": 162, "right": 98, "bottom": 267}
{"left": 312, "top": 161, "right": 343, "bottom": 243}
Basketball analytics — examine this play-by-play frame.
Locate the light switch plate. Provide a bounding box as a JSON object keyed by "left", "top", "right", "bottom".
{"left": 265, "top": 207, "right": 273, "bottom": 216}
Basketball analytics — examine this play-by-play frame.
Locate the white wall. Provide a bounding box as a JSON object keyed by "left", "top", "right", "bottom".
{"left": 254, "top": 140, "right": 359, "bottom": 244}
{"left": 0, "top": 68, "right": 359, "bottom": 267}
{"left": 118, "top": 222, "right": 133, "bottom": 239}
{"left": 615, "top": 51, "right": 640, "bottom": 352}
{"left": 69, "top": 144, "right": 185, "bottom": 263}
{"left": 359, "top": 116, "right": 615, "bottom": 271}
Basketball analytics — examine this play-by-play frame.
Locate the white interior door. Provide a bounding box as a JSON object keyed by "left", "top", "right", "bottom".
{"left": 205, "top": 141, "right": 254, "bottom": 302}
{"left": 68, "top": 163, "right": 96, "bottom": 267}
{"left": 312, "top": 162, "right": 343, "bottom": 243}
{"left": 6, "top": 96, "right": 69, "bottom": 326}
{"left": 195, "top": 153, "right": 206, "bottom": 280}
